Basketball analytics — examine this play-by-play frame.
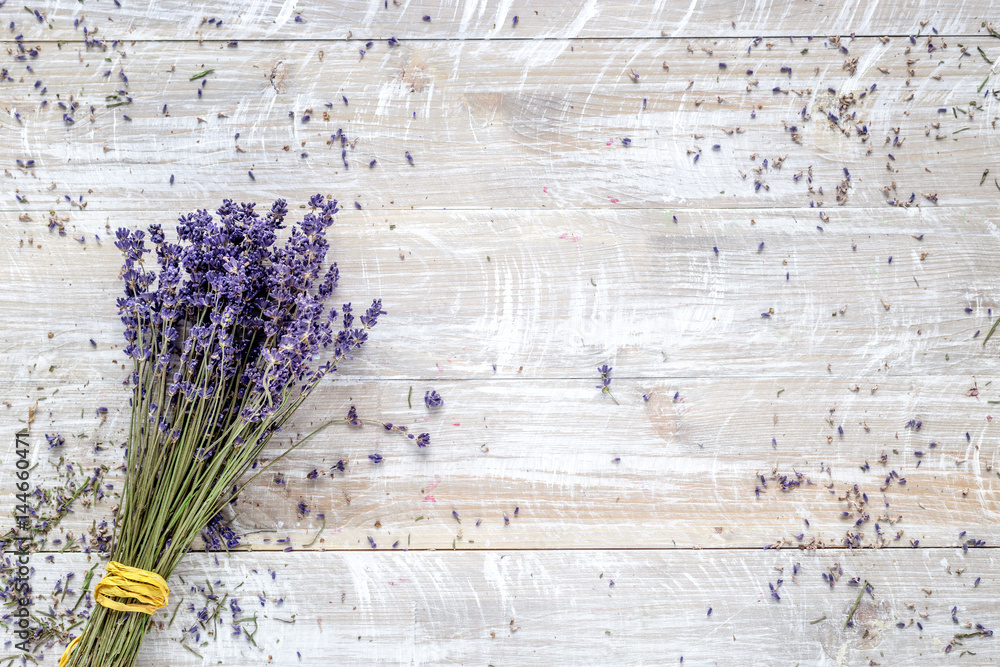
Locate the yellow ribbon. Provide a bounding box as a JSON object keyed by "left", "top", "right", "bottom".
{"left": 93, "top": 561, "right": 170, "bottom": 614}
{"left": 58, "top": 635, "right": 82, "bottom": 667}
{"left": 59, "top": 561, "right": 170, "bottom": 666}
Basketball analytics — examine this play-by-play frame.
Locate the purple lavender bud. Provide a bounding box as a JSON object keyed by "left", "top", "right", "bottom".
{"left": 424, "top": 390, "right": 443, "bottom": 408}
{"left": 346, "top": 406, "right": 360, "bottom": 426}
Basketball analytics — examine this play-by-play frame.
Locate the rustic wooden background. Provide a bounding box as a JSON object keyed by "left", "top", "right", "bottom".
{"left": 3, "top": 1, "right": 1000, "bottom": 664}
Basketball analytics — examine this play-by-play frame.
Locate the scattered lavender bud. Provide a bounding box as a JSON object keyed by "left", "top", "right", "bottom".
{"left": 424, "top": 390, "right": 443, "bottom": 408}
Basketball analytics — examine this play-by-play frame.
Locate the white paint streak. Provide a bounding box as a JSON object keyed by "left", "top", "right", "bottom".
{"left": 564, "top": 0, "right": 597, "bottom": 38}
{"left": 344, "top": 553, "right": 374, "bottom": 608}
{"left": 271, "top": 0, "right": 297, "bottom": 31}
{"left": 361, "top": 0, "right": 381, "bottom": 27}
{"left": 669, "top": 0, "right": 700, "bottom": 38}
{"left": 458, "top": 0, "right": 482, "bottom": 35}
{"left": 488, "top": 0, "right": 516, "bottom": 39}
{"left": 482, "top": 552, "right": 510, "bottom": 611}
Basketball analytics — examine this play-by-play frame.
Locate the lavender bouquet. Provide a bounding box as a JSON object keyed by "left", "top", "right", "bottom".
{"left": 63, "top": 196, "right": 419, "bottom": 665}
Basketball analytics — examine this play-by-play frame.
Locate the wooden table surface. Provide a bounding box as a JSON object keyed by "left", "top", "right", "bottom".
{"left": 3, "top": 1, "right": 1000, "bottom": 665}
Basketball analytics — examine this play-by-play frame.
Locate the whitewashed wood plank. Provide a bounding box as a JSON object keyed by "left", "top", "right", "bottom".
{"left": 4, "top": 374, "right": 998, "bottom": 551}
{"left": 2, "top": 4, "right": 997, "bottom": 666}
{"left": 22, "top": 549, "right": 1000, "bottom": 665}
{"left": 1, "top": 38, "right": 998, "bottom": 211}
{"left": 5, "top": 0, "right": 997, "bottom": 41}
{"left": 3, "top": 208, "right": 998, "bottom": 381}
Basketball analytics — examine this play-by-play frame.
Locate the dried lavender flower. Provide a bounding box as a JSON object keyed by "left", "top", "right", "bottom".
{"left": 596, "top": 364, "right": 618, "bottom": 404}
{"left": 424, "top": 390, "right": 443, "bottom": 408}
{"left": 66, "top": 196, "right": 393, "bottom": 666}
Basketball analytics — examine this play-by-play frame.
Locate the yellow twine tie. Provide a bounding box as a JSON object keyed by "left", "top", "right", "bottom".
{"left": 93, "top": 560, "right": 170, "bottom": 614}
{"left": 58, "top": 635, "right": 82, "bottom": 667}
{"left": 59, "top": 561, "right": 169, "bottom": 665}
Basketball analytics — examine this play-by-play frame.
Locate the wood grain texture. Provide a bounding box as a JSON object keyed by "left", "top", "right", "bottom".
{"left": 4, "top": 372, "right": 998, "bottom": 551}
{"left": 2, "top": 1, "right": 1000, "bottom": 665}
{"left": 1, "top": 37, "right": 999, "bottom": 211}
{"left": 28, "top": 549, "right": 1000, "bottom": 666}
{"left": 2, "top": 208, "right": 998, "bottom": 379}
{"left": 6, "top": 1, "right": 1000, "bottom": 40}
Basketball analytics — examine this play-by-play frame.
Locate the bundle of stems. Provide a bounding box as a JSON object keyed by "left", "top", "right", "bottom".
{"left": 64, "top": 196, "right": 417, "bottom": 666}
